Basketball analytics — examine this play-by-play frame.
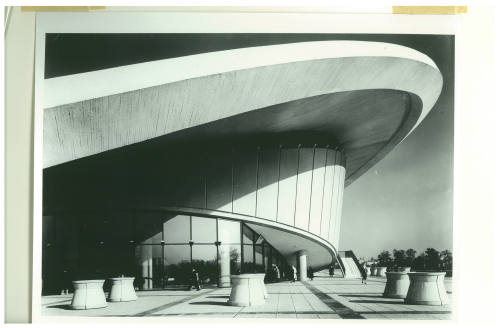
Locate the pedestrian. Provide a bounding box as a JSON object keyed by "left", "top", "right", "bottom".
{"left": 187, "top": 267, "right": 201, "bottom": 291}
{"left": 291, "top": 265, "right": 297, "bottom": 282}
{"left": 266, "top": 267, "right": 273, "bottom": 283}
{"left": 361, "top": 266, "right": 368, "bottom": 284}
{"left": 307, "top": 266, "right": 314, "bottom": 281}
{"left": 60, "top": 268, "right": 70, "bottom": 295}
{"left": 329, "top": 264, "right": 334, "bottom": 277}
{"left": 370, "top": 263, "right": 376, "bottom": 276}
{"left": 272, "top": 264, "right": 280, "bottom": 282}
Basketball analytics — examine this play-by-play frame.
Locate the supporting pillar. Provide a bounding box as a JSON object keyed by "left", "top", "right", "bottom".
{"left": 147, "top": 258, "right": 153, "bottom": 289}
{"left": 297, "top": 250, "right": 307, "bottom": 282}
{"left": 218, "top": 245, "right": 231, "bottom": 287}
{"left": 140, "top": 246, "right": 153, "bottom": 290}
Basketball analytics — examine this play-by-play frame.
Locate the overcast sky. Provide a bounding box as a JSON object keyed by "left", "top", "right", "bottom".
{"left": 339, "top": 80, "right": 454, "bottom": 260}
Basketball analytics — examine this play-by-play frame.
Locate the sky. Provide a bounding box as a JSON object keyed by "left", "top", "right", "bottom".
{"left": 339, "top": 70, "right": 454, "bottom": 260}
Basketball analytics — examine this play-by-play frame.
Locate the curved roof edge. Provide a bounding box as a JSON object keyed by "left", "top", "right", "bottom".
{"left": 44, "top": 40, "right": 439, "bottom": 109}
{"left": 43, "top": 41, "right": 443, "bottom": 174}
{"left": 164, "top": 205, "right": 337, "bottom": 250}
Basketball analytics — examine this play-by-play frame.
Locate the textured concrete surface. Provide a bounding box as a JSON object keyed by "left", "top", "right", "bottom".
{"left": 41, "top": 271, "right": 452, "bottom": 320}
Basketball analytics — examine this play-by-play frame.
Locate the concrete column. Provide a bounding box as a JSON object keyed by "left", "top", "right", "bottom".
{"left": 297, "top": 250, "right": 307, "bottom": 282}
{"left": 218, "top": 245, "right": 231, "bottom": 287}
{"left": 140, "top": 246, "right": 153, "bottom": 290}
{"left": 147, "top": 258, "right": 153, "bottom": 289}
{"left": 141, "top": 262, "right": 148, "bottom": 290}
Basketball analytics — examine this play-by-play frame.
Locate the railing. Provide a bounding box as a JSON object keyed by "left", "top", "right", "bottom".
{"left": 335, "top": 252, "right": 346, "bottom": 277}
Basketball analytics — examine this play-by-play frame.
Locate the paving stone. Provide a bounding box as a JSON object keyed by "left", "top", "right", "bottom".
{"left": 276, "top": 313, "right": 297, "bottom": 318}
{"left": 40, "top": 273, "right": 453, "bottom": 320}
{"left": 296, "top": 313, "right": 320, "bottom": 318}
{"left": 317, "top": 313, "right": 342, "bottom": 319}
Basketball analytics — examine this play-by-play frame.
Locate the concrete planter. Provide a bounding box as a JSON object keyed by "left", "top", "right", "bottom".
{"left": 399, "top": 267, "right": 412, "bottom": 273}
{"left": 376, "top": 267, "right": 387, "bottom": 277}
{"left": 383, "top": 272, "right": 410, "bottom": 299}
{"left": 70, "top": 280, "right": 107, "bottom": 310}
{"left": 405, "top": 272, "right": 449, "bottom": 305}
{"left": 108, "top": 277, "right": 138, "bottom": 302}
{"left": 227, "top": 274, "right": 267, "bottom": 306}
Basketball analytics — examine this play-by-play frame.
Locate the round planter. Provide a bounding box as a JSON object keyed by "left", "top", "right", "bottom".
{"left": 404, "top": 272, "right": 449, "bottom": 305}
{"left": 383, "top": 272, "right": 410, "bottom": 298}
{"left": 399, "top": 267, "right": 412, "bottom": 273}
{"left": 108, "top": 277, "right": 138, "bottom": 302}
{"left": 70, "top": 280, "right": 107, "bottom": 310}
{"left": 228, "top": 274, "right": 267, "bottom": 306}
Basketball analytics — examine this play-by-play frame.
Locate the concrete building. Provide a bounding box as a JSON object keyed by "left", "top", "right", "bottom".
{"left": 41, "top": 34, "right": 443, "bottom": 294}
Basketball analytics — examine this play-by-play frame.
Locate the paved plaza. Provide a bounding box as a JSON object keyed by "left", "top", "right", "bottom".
{"left": 41, "top": 271, "right": 452, "bottom": 320}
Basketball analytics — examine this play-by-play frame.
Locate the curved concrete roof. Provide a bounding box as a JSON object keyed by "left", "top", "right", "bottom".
{"left": 43, "top": 40, "right": 443, "bottom": 181}
{"left": 44, "top": 40, "right": 438, "bottom": 108}
{"left": 43, "top": 40, "right": 444, "bottom": 270}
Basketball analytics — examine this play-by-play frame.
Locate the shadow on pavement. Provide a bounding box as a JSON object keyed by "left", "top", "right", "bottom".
{"left": 189, "top": 301, "right": 228, "bottom": 306}
{"left": 338, "top": 294, "right": 382, "bottom": 298}
{"left": 46, "top": 304, "right": 73, "bottom": 310}
{"left": 350, "top": 300, "right": 403, "bottom": 305}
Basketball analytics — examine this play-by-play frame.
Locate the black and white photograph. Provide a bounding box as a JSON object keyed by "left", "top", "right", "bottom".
{"left": 32, "top": 9, "right": 457, "bottom": 322}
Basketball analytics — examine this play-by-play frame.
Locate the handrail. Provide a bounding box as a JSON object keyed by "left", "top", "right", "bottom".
{"left": 336, "top": 251, "right": 346, "bottom": 277}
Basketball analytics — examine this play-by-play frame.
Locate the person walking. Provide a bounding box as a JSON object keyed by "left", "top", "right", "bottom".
{"left": 329, "top": 264, "right": 335, "bottom": 277}
{"left": 307, "top": 266, "right": 314, "bottom": 281}
{"left": 187, "top": 267, "right": 201, "bottom": 291}
{"left": 290, "top": 265, "right": 297, "bottom": 283}
{"left": 60, "top": 268, "right": 71, "bottom": 295}
{"left": 361, "top": 266, "right": 368, "bottom": 284}
{"left": 272, "top": 264, "right": 280, "bottom": 282}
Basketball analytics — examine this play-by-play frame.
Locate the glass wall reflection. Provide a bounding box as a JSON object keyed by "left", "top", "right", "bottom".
{"left": 164, "top": 244, "right": 191, "bottom": 285}
{"left": 41, "top": 211, "right": 287, "bottom": 295}
{"left": 163, "top": 215, "right": 190, "bottom": 243}
{"left": 192, "top": 216, "right": 216, "bottom": 243}
{"left": 192, "top": 245, "right": 218, "bottom": 284}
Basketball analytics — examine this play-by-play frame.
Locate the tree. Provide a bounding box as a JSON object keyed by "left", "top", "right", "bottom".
{"left": 393, "top": 249, "right": 406, "bottom": 268}
{"left": 405, "top": 248, "right": 416, "bottom": 266}
{"left": 377, "top": 250, "right": 393, "bottom": 267}
{"left": 424, "top": 248, "right": 441, "bottom": 271}
{"left": 230, "top": 248, "right": 240, "bottom": 262}
{"left": 440, "top": 250, "right": 452, "bottom": 271}
{"left": 412, "top": 253, "right": 426, "bottom": 271}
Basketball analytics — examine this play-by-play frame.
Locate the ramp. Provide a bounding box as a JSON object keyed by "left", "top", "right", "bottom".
{"left": 338, "top": 250, "right": 363, "bottom": 278}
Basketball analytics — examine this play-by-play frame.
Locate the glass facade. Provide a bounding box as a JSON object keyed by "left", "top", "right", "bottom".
{"left": 41, "top": 211, "right": 286, "bottom": 295}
